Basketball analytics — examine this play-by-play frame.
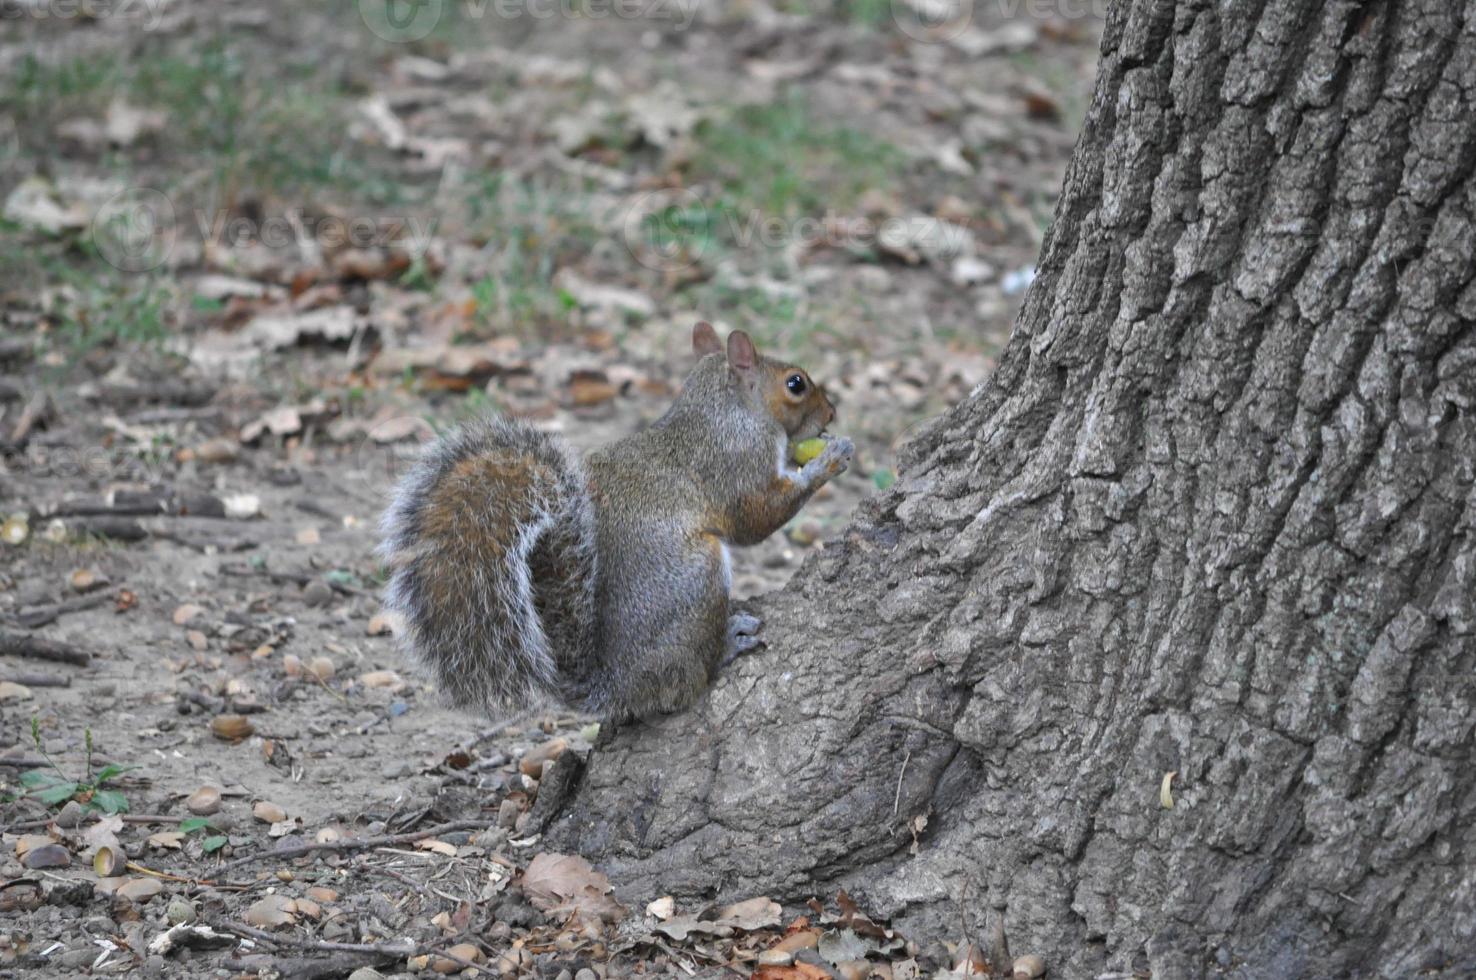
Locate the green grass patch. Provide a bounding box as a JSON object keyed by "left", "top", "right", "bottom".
{"left": 10, "top": 720, "right": 136, "bottom": 815}
{"left": 690, "top": 280, "right": 854, "bottom": 362}
{"left": 3, "top": 38, "right": 405, "bottom": 206}
{"left": 691, "top": 93, "right": 901, "bottom": 219}
{"left": 456, "top": 174, "right": 605, "bottom": 339}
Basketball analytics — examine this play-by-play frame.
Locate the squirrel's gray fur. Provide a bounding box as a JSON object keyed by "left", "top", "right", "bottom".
{"left": 377, "top": 324, "right": 849, "bottom": 722}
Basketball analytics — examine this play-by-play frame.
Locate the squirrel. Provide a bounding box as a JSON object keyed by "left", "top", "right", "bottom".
{"left": 377, "top": 321, "right": 854, "bottom": 722}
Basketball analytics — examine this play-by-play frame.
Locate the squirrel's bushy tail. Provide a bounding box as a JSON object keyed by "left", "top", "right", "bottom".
{"left": 377, "top": 417, "right": 598, "bottom": 717}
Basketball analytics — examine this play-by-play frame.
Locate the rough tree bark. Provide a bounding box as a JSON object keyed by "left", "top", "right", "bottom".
{"left": 548, "top": 1, "right": 1476, "bottom": 975}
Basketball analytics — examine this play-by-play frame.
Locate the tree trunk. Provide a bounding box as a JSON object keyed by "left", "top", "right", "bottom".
{"left": 548, "top": 1, "right": 1476, "bottom": 975}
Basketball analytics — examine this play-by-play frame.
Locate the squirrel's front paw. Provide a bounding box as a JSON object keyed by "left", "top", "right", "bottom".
{"left": 804, "top": 436, "right": 854, "bottom": 482}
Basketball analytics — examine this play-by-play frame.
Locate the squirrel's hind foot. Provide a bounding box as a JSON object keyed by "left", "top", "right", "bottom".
{"left": 723, "top": 612, "right": 764, "bottom": 665}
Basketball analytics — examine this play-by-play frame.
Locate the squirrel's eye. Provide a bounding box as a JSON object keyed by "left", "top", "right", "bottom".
{"left": 786, "top": 374, "right": 807, "bottom": 395}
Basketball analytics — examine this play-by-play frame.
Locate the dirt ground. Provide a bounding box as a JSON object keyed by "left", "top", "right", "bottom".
{"left": 0, "top": 2, "right": 1100, "bottom": 976}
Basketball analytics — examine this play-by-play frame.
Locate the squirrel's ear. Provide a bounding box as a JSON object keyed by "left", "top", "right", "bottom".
{"left": 692, "top": 321, "right": 722, "bottom": 357}
{"left": 726, "top": 329, "right": 756, "bottom": 371}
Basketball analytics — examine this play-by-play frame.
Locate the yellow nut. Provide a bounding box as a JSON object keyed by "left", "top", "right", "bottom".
{"left": 791, "top": 438, "right": 827, "bottom": 465}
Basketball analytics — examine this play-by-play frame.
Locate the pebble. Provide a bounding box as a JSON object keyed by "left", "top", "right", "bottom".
{"left": 786, "top": 519, "right": 823, "bottom": 547}
{"left": 347, "top": 970, "right": 386, "bottom": 980}
{"left": 49, "top": 879, "right": 94, "bottom": 907}
{"left": 757, "top": 949, "right": 794, "bottom": 966}
{"left": 186, "top": 786, "right": 221, "bottom": 815}
{"left": 58, "top": 947, "right": 96, "bottom": 969}
{"left": 166, "top": 898, "right": 196, "bottom": 924}
{"left": 322, "top": 918, "right": 355, "bottom": 942}
{"left": 1013, "top": 953, "right": 1047, "bottom": 978}
{"left": 209, "top": 714, "right": 254, "bottom": 740}
{"left": 82, "top": 915, "right": 116, "bottom": 934}
{"left": 193, "top": 438, "right": 240, "bottom": 464}
{"left": 302, "top": 580, "right": 334, "bottom": 606}
{"left": 54, "top": 800, "right": 86, "bottom": 828}
{"left": 432, "top": 943, "right": 484, "bottom": 973}
{"left": 0, "top": 681, "right": 32, "bottom": 701}
{"left": 117, "top": 877, "right": 163, "bottom": 903}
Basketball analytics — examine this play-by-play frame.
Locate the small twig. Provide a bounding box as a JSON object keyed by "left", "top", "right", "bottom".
{"left": 218, "top": 562, "right": 310, "bottom": 587}
{"left": 206, "top": 917, "right": 496, "bottom": 976}
{"left": 4, "top": 812, "right": 185, "bottom": 831}
{"left": 70, "top": 517, "right": 149, "bottom": 542}
{"left": 207, "top": 916, "right": 412, "bottom": 956}
{"left": 307, "top": 669, "right": 349, "bottom": 705}
{"left": 12, "top": 593, "right": 110, "bottom": 629}
{"left": 124, "top": 405, "right": 223, "bottom": 425}
{"left": 367, "top": 865, "right": 425, "bottom": 892}
{"left": 0, "top": 629, "right": 91, "bottom": 666}
{"left": 359, "top": 857, "right": 470, "bottom": 907}
{"left": 211, "top": 819, "right": 495, "bottom": 880}
{"left": 893, "top": 749, "right": 911, "bottom": 816}
{"left": 124, "top": 861, "right": 239, "bottom": 888}
{"left": 1, "top": 671, "right": 71, "bottom": 688}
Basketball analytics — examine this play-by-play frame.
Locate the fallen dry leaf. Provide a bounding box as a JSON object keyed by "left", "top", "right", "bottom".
{"left": 521, "top": 852, "right": 624, "bottom": 925}
{"left": 753, "top": 965, "right": 832, "bottom": 980}
{"left": 719, "top": 896, "right": 783, "bottom": 931}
